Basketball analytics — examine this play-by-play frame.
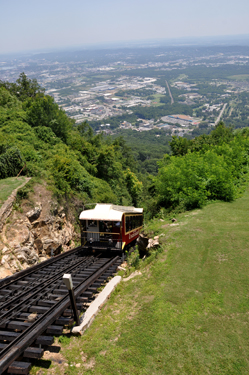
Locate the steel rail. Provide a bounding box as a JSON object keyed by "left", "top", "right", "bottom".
{"left": 0, "top": 246, "right": 84, "bottom": 289}
{"left": 0, "top": 255, "right": 97, "bottom": 322}
{"left": 0, "top": 255, "right": 119, "bottom": 374}
{"left": 0, "top": 254, "right": 93, "bottom": 313}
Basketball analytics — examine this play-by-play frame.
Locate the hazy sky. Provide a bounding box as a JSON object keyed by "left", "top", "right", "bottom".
{"left": 1, "top": 0, "right": 249, "bottom": 54}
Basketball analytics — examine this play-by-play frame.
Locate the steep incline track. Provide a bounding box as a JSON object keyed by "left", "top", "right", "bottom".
{"left": 0, "top": 248, "right": 121, "bottom": 374}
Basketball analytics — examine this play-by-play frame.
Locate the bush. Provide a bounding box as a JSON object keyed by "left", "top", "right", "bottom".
{"left": 156, "top": 150, "right": 236, "bottom": 211}
{"left": 0, "top": 147, "right": 24, "bottom": 179}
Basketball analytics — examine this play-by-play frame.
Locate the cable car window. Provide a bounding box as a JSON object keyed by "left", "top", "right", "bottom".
{"left": 132, "top": 216, "right": 135, "bottom": 230}
{"left": 126, "top": 216, "right": 131, "bottom": 232}
{"left": 88, "top": 220, "right": 97, "bottom": 228}
{"left": 81, "top": 220, "right": 87, "bottom": 231}
{"left": 99, "top": 221, "right": 112, "bottom": 232}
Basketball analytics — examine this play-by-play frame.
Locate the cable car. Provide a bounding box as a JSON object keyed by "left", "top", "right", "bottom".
{"left": 79, "top": 204, "right": 143, "bottom": 253}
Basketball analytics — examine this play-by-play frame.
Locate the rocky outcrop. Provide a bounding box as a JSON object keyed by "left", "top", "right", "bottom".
{"left": 26, "top": 206, "right": 42, "bottom": 222}
{"left": 147, "top": 236, "right": 160, "bottom": 250}
{"left": 136, "top": 233, "right": 160, "bottom": 255}
{"left": 0, "top": 200, "right": 76, "bottom": 276}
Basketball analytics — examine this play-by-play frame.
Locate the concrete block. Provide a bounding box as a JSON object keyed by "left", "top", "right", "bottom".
{"left": 72, "top": 275, "right": 122, "bottom": 335}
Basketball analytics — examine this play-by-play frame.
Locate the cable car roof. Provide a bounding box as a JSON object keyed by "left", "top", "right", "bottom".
{"left": 79, "top": 204, "right": 143, "bottom": 222}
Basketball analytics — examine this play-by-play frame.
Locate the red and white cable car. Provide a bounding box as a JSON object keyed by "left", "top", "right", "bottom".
{"left": 79, "top": 204, "right": 143, "bottom": 253}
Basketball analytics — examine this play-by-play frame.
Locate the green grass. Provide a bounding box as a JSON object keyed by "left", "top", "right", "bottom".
{"left": 170, "top": 74, "right": 188, "bottom": 83}
{"left": 228, "top": 74, "right": 249, "bottom": 81}
{"left": 151, "top": 93, "right": 164, "bottom": 106}
{"left": 31, "top": 187, "right": 249, "bottom": 374}
{"left": 0, "top": 177, "right": 27, "bottom": 208}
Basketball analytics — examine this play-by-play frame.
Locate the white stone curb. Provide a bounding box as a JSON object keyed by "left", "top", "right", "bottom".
{"left": 71, "top": 275, "right": 122, "bottom": 336}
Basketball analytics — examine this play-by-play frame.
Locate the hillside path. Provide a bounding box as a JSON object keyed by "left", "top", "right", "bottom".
{"left": 0, "top": 177, "right": 31, "bottom": 232}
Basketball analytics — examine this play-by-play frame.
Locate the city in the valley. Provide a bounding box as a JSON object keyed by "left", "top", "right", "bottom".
{"left": 1, "top": 44, "right": 249, "bottom": 138}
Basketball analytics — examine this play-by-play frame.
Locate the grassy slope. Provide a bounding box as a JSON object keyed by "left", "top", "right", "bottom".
{"left": 33, "top": 187, "right": 249, "bottom": 375}
{"left": 0, "top": 177, "right": 27, "bottom": 208}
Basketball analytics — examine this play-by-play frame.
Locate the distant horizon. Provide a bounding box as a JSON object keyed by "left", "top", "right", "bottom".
{"left": 1, "top": 33, "right": 249, "bottom": 59}
{"left": 1, "top": 0, "right": 249, "bottom": 55}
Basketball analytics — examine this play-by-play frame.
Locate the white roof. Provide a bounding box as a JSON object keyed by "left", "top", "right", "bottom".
{"left": 79, "top": 204, "right": 143, "bottom": 222}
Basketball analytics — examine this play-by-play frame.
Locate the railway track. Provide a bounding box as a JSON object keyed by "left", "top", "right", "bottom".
{"left": 0, "top": 247, "right": 122, "bottom": 374}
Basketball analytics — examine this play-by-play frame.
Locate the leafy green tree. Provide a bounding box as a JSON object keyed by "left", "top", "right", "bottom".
{"left": 25, "top": 94, "right": 71, "bottom": 142}
{"left": 34, "top": 126, "right": 61, "bottom": 145}
{"left": 96, "top": 145, "right": 122, "bottom": 183}
{"left": 0, "top": 87, "right": 20, "bottom": 108}
{"left": 0, "top": 147, "right": 24, "bottom": 179}
{"left": 210, "top": 121, "right": 233, "bottom": 144}
{"left": 16, "top": 73, "right": 44, "bottom": 101}
{"left": 0, "top": 72, "right": 44, "bottom": 101}
{"left": 156, "top": 150, "right": 235, "bottom": 211}
{"left": 170, "top": 136, "right": 190, "bottom": 156}
{"left": 124, "top": 168, "right": 143, "bottom": 206}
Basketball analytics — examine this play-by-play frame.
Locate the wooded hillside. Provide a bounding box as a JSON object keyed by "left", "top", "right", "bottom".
{"left": 1, "top": 74, "right": 249, "bottom": 220}
{"left": 0, "top": 74, "right": 142, "bottom": 207}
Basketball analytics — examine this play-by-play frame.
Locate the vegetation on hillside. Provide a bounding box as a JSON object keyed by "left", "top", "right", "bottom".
{"left": 38, "top": 188, "right": 249, "bottom": 374}
{"left": 1, "top": 74, "right": 249, "bottom": 220}
{"left": 112, "top": 129, "right": 171, "bottom": 175}
{"left": 147, "top": 123, "right": 249, "bottom": 217}
{"left": 0, "top": 74, "right": 142, "bottom": 207}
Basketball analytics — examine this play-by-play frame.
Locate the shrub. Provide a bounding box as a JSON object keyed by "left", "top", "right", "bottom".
{"left": 0, "top": 147, "right": 24, "bottom": 179}
{"left": 156, "top": 150, "right": 236, "bottom": 211}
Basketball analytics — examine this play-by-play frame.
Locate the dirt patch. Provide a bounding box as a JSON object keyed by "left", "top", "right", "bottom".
{"left": 142, "top": 295, "right": 155, "bottom": 303}
{"left": 161, "top": 224, "right": 170, "bottom": 229}
{"left": 0, "top": 266, "right": 12, "bottom": 278}
{"left": 82, "top": 357, "right": 95, "bottom": 370}
{"left": 43, "top": 350, "right": 66, "bottom": 365}
{"left": 160, "top": 254, "right": 167, "bottom": 262}
{"left": 22, "top": 183, "right": 53, "bottom": 218}
{"left": 216, "top": 253, "right": 228, "bottom": 263}
{"left": 123, "top": 270, "right": 142, "bottom": 282}
{"left": 37, "top": 343, "right": 68, "bottom": 375}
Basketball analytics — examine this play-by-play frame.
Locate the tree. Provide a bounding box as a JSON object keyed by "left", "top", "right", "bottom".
{"left": 170, "top": 136, "right": 190, "bottom": 156}
{"left": 25, "top": 94, "right": 71, "bottom": 142}
{"left": 0, "top": 73, "right": 44, "bottom": 101}
{"left": 16, "top": 73, "right": 44, "bottom": 101}
{"left": 124, "top": 168, "right": 142, "bottom": 206}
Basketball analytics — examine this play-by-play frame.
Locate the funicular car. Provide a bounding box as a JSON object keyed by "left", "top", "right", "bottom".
{"left": 79, "top": 203, "right": 143, "bottom": 253}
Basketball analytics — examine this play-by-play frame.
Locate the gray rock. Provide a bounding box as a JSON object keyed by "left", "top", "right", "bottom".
{"left": 146, "top": 236, "right": 160, "bottom": 250}
{"left": 34, "top": 238, "right": 43, "bottom": 253}
{"left": 1, "top": 254, "right": 10, "bottom": 266}
{"left": 16, "top": 252, "right": 28, "bottom": 264}
{"left": 2, "top": 246, "right": 10, "bottom": 254}
{"left": 136, "top": 234, "right": 149, "bottom": 254}
{"left": 26, "top": 207, "right": 42, "bottom": 222}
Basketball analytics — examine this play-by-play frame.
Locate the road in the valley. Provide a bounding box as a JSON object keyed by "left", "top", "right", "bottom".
{"left": 166, "top": 81, "right": 174, "bottom": 104}
{"left": 215, "top": 103, "right": 227, "bottom": 125}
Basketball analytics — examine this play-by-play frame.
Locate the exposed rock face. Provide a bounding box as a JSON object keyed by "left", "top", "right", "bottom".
{"left": 0, "top": 184, "right": 77, "bottom": 277}
{"left": 147, "top": 236, "right": 160, "bottom": 250}
{"left": 136, "top": 233, "right": 160, "bottom": 255}
{"left": 26, "top": 206, "right": 42, "bottom": 222}
{"left": 1, "top": 212, "right": 75, "bottom": 273}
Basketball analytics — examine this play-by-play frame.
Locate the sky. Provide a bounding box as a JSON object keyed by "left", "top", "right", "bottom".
{"left": 1, "top": 0, "right": 249, "bottom": 54}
